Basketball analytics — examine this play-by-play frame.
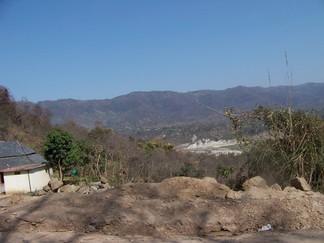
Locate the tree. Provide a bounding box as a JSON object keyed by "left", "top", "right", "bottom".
{"left": 44, "top": 128, "right": 74, "bottom": 181}
{"left": 0, "top": 86, "right": 17, "bottom": 139}
{"left": 16, "top": 99, "right": 52, "bottom": 137}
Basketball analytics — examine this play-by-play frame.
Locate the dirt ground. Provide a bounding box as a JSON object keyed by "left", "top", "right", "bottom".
{"left": 0, "top": 177, "right": 323, "bottom": 242}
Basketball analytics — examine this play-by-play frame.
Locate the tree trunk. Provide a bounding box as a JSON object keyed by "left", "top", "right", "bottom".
{"left": 58, "top": 159, "right": 63, "bottom": 181}
{"left": 96, "top": 154, "right": 101, "bottom": 177}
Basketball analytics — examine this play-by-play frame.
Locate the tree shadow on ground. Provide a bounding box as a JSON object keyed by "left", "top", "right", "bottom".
{"left": 0, "top": 193, "right": 54, "bottom": 242}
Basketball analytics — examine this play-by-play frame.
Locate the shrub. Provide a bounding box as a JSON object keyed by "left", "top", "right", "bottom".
{"left": 226, "top": 106, "right": 324, "bottom": 191}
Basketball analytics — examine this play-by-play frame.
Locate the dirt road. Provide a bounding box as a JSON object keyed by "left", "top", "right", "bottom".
{"left": 1, "top": 230, "right": 324, "bottom": 243}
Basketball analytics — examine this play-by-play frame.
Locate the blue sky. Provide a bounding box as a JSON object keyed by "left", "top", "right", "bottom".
{"left": 0, "top": 0, "right": 323, "bottom": 102}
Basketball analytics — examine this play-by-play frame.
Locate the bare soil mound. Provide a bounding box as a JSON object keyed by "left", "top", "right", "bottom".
{"left": 0, "top": 177, "right": 323, "bottom": 242}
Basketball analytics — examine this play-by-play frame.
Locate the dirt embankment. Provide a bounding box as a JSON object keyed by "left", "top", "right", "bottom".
{"left": 0, "top": 177, "right": 324, "bottom": 242}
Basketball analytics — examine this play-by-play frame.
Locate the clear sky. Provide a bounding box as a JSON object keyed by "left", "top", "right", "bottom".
{"left": 0, "top": 0, "right": 323, "bottom": 102}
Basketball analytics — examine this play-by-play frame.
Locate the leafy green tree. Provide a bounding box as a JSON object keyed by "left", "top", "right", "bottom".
{"left": 44, "top": 128, "right": 74, "bottom": 181}
{"left": 65, "top": 140, "right": 88, "bottom": 167}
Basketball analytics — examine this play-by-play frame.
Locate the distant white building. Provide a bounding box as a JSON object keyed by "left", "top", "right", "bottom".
{"left": 0, "top": 141, "right": 51, "bottom": 194}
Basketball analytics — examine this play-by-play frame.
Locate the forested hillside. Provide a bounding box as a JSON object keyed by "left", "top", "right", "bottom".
{"left": 0, "top": 86, "right": 52, "bottom": 151}
{"left": 1, "top": 84, "right": 324, "bottom": 192}
{"left": 38, "top": 83, "right": 324, "bottom": 137}
{"left": 0, "top": 85, "right": 246, "bottom": 187}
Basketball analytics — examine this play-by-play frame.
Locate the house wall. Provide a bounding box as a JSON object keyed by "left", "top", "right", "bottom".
{"left": 4, "top": 165, "right": 51, "bottom": 194}
{"left": 4, "top": 171, "right": 30, "bottom": 194}
{"left": 29, "top": 166, "right": 51, "bottom": 191}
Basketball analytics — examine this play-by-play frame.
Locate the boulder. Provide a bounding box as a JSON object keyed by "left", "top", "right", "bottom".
{"left": 102, "top": 183, "right": 112, "bottom": 190}
{"left": 242, "top": 176, "right": 268, "bottom": 191}
{"left": 89, "top": 182, "right": 101, "bottom": 189}
{"left": 34, "top": 189, "right": 47, "bottom": 196}
{"left": 202, "top": 177, "right": 218, "bottom": 183}
{"left": 291, "top": 177, "right": 311, "bottom": 191}
{"left": 43, "top": 185, "right": 51, "bottom": 192}
{"left": 90, "top": 186, "right": 98, "bottom": 191}
{"left": 98, "top": 184, "right": 107, "bottom": 189}
{"left": 270, "top": 183, "right": 282, "bottom": 191}
{"left": 48, "top": 178, "right": 63, "bottom": 192}
{"left": 60, "top": 184, "right": 80, "bottom": 193}
{"left": 100, "top": 176, "right": 108, "bottom": 184}
{"left": 77, "top": 186, "right": 91, "bottom": 194}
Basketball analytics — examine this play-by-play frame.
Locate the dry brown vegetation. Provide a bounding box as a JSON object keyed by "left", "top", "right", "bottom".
{"left": 0, "top": 86, "right": 245, "bottom": 188}
{"left": 2, "top": 86, "right": 324, "bottom": 242}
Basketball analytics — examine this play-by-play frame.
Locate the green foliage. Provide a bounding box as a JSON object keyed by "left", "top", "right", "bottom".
{"left": 226, "top": 106, "right": 324, "bottom": 191}
{"left": 176, "top": 162, "right": 204, "bottom": 178}
{"left": 138, "top": 140, "right": 174, "bottom": 152}
{"left": 44, "top": 128, "right": 74, "bottom": 181}
{"left": 65, "top": 140, "right": 88, "bottom": 167}
{"left": 216, "top": 165, "right": 234, "bottom": 179}
{"left": 72, "top": 140, "right": 92, "bottom": 166}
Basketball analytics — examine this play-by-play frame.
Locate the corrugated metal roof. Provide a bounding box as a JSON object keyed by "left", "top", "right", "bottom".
{"left": 0, "top": 141, "right": 48, "bottom": 171}
{"left": 0, "top": 141, "right": 34, "bottom": 158}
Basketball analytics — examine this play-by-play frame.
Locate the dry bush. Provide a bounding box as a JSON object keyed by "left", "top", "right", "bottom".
{"left": 226, "top": 106, "right": 324, "bottom": 191}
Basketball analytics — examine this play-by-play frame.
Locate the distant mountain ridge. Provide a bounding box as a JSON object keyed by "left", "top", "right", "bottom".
{"left": 38, "top": 83, "right": 324, "bottom": 132}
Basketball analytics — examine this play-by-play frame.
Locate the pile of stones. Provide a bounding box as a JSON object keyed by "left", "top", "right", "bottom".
{"left": 34, "top": 176, "right": 112, "bottom": 196}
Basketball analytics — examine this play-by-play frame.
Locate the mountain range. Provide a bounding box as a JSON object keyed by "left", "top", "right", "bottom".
{"left": 38, "top": 83, "right": 324, "bottom": 138}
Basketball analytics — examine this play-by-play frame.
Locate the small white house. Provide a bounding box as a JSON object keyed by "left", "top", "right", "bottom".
{"left": 0, "top": 141, "right": 51, "bottom": 194}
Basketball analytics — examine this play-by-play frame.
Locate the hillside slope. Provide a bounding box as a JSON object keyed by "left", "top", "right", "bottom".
{"left": 38, "top": 83, "right": 324, "bottom": 132}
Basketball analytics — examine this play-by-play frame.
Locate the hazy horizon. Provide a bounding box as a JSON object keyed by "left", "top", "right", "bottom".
{"left": 33, "top": 82, "right": 320, "bottom": 102}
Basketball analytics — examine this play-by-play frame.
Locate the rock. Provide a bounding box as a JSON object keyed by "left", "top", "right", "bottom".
{"left": 100, "top": 176, "right": 108, "bottom": 184}
{"left": 34, "top": 189, "right": 47, "bottom": 196}
{"left": 242, "top": 176, "right": 268, "bottom": 191}
{"left": 102, "top": 183, "right": 112, "bottom": 190}
{"left": 202, "top": 177, "right": 218, "bottom": 183}
{"left": 77, "top": 186, "right": 91, "bottom": 194}
{"left": 48, "top": 178, "right": 63, "bottom": 192}
{"left": 60, "top": 184, "right": 80, "bottom": 193}
{"left": 43, "top": 185, "right": 51, "bottom": 192}
{"left": 258, "top": 224, "right": 272, "bottom": 232}
{"left": 86, "top": 224, "right": 96, "bottom": 233}
{"left": 270, "top": 183, "right": 282, "bottom": 191}
{"left": 78, "top": 181, "right": 86, "bottom": 187}
{"left": 90, "top": 186, "right": 98, "bottom": 191}
{"left": 291, "top": 177, "right": 311, "bottom": 191}
{"left": 98, "top": 184, "right": 105, "bottom": 189}
{"left": 89, "top": 182, "right": 101, "bottom": 189}
{"left": 225, "top": 191, "right": 242, "bottom": 199}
